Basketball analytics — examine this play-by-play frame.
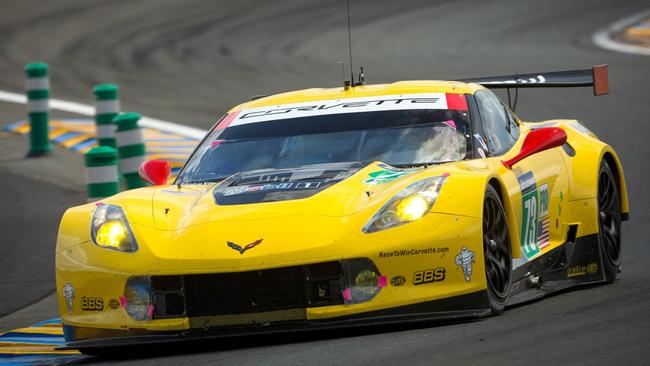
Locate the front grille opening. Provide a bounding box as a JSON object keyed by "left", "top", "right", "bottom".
{"left": 151, "top": 261, "right": 345, "bottom": 324}
{"left": 163, "top": 293, "right": 185, "bottom": 316}
{"left": 152, "top": 275, "right": 186, "bottom": 318}
{"left": 184, "top": 266, "right": 308, "bottom": 317}
{"left": 306, "top": 261, "right": 344, "bottom": 306}
{"left": 152, "top": 276, "right": 183, "bottom": 291}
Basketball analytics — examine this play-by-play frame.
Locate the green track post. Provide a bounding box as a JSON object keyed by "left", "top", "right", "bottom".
{"left": 115, "top": 112, "right": 147, "bottom": 189}
{"left": 93, "top": 84, "right": 120, "bottom": 148}
{"left": 85, "top": 146, "right": 119, "bottom": 202}
{"left": 25, "top": 62, "right": 51, "bottom": 156}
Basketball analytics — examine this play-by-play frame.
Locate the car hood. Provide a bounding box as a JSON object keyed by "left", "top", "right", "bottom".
{"left": 145, "top": 161, "right": 433, "bottom": 231}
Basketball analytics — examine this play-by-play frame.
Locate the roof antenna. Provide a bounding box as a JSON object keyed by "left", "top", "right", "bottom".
{"left": 358, "top": 66, "right": 365, "bottom": 85}
{"left": 340, "top": 61, "right": 351, "bottom": 90}
{"left": 346, "top": 0, "right": 355, "bottom": 87}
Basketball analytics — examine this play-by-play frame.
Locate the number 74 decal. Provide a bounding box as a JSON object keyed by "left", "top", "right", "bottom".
{"left": 517, "top": 171, "right": 550, "bottom": 259}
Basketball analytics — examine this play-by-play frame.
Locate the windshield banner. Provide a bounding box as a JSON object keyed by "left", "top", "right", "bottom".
{"left": 231, "top": 93, "right": 453, "bottom": 126}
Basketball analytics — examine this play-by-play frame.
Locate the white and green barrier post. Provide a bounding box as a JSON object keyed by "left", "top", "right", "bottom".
{"left": 25, "top": 62, "right": 51, "bottom": 156}
{"left": 93, "top": 84, "right": 120, "bottom": 148}
{"left": 115, "top": 112, "right": 147, "bottom": 189}
{"left": 85, "top": 146, "right": 119, "bottom": 202}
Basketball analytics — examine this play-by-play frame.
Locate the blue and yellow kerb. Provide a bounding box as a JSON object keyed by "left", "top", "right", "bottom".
{"left": 3, "top": 118, "right": 199, "bottom": 176}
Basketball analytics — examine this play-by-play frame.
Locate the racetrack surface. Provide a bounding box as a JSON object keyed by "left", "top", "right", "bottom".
{"left": 0, "top": 0, "right": 649, "bottom": 364}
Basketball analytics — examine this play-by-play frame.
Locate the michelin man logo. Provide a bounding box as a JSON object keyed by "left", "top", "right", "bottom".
{"left": 454, "top": 247, "right": 476, "bottom": 282}
{"left": 62, "top": 281, "right": 75, "bottom": 315}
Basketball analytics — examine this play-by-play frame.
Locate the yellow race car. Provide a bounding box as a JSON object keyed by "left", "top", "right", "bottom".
{"left": 56, "top": 65, "right": 628, "bottom": 352}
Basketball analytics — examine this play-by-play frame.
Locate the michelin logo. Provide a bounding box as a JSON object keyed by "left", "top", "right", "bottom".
{"left": 455, "top": 247, "right": 476, "bottom": 282}
{"left": 62, "top": 281, "right": 75, "bottom": 315}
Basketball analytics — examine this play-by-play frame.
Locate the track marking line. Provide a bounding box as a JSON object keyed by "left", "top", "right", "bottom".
{"left": 0, "top": 89, "right": 208, "bottom": 139}
{"left": 593, "top": 9, "right": 650, "bottom": 56}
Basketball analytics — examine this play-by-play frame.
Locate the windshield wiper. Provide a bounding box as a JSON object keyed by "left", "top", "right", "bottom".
{"left": 180, "top": 177, "right": 228, "bottom": 185}
{"left": 390, "top": 163, "right": 434, "bottom": 168}
{"left": 390, "top": 161, "right": 456, "bottom": 168}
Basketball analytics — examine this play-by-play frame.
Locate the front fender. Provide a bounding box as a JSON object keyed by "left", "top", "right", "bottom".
{"left": 430, "top": 163, "right": 492, "bottom": 218}
{"left": 56, "top": 204, "right": 95, "bottom": 252}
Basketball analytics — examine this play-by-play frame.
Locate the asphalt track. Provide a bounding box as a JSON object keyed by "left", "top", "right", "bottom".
{"left": 0, "top": 0, "right": 649, "bottom": 364}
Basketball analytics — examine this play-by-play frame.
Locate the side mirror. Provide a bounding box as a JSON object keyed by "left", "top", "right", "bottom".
{"left": 502, "top": 127, "right": 567, "bottom": 169}
{"left": 139, "top": 160, "right": 171, "bottom": 186}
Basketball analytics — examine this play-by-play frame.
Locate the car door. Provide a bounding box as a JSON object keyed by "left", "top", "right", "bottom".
{"left": 475, "top": 90, "right": 569, "bottom": 272}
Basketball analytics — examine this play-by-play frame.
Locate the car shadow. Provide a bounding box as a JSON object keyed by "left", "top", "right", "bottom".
{"left": 67, "top": 316, "right": 482, "bottom": 364}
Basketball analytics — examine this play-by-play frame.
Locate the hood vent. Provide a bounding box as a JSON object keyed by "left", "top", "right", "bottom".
{"left": 213, "top": 162, "right": 364, "bottom": 205}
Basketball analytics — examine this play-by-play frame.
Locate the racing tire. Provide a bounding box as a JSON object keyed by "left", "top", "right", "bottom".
{"left": 597, "top": 160, "right": 622, "bottom": 283}
{"left": 483, "top": 185, "right": 512, "bottom": 314}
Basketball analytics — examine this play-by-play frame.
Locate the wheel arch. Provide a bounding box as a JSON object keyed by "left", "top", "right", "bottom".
{"left": 560, "top": 127, "right": 629, "bottom": 220}
{"left": 601, "top": 150, "right": 630, "bottom": 220}
{"left": 486, "top": 177, "right": 519, "bottom": 261}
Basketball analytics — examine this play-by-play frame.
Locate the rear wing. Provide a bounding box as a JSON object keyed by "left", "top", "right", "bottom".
{"left": 460, "top": 64, "right": 609, "bottom": 96}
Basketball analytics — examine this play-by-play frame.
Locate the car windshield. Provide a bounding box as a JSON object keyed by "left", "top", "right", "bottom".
{"left": 177, "top": 108, "right": 470, "bottom": 184}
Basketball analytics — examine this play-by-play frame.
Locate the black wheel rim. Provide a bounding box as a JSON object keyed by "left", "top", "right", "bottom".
{"left": 598, "top": 168, "right": 621, "bottom": 264}
{"left": 483, "top": 195, "right": 512, "bottom": 299}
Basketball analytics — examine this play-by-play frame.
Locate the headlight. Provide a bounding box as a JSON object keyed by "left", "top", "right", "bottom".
{"left": 91, "top": 204, "right": 138, "bottom": 252}
{"left": 124, "top": 277, "right": 153, "bottom": 321}
{"left": 363, "top": 175, "right": 447, "bottom": 233}
{"left": 341, "top": 259, "right": 385, "bottom": 304}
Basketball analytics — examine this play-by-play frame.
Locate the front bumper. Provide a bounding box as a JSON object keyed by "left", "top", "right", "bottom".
{"left": 59, "top": 290, "right": 489, "bottom": 351}
{"left": 56, "top": 212, "right": 486, "bottom": 348}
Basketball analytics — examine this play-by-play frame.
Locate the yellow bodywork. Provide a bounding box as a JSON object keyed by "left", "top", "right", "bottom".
{"left": 55, "top": 81, "right": 628, "bottom": 335}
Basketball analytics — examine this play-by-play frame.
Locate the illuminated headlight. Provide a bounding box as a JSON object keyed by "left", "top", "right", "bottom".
{"left": 363, "top": 175, "right": 447, "bottom": 233}
{"left": 125, "top": 277, "right": 153, "bottom": 321}
{"left": 91, "top": 204, "right": 138, "bottom": 252}
{"left": 341, "top": 259, "right": 385, "bottom": 304}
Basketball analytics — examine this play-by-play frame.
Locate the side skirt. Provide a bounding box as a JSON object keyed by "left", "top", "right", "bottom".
{"left": 507, "top": 234, "right": 604, "bottom": 307}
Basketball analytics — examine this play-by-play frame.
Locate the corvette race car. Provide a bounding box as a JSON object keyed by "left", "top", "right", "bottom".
{"left": 56, "top": 65, "right": 628, "bottom": 352}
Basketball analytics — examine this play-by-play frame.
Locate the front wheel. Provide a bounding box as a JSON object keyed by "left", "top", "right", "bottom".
{"left": 483, "top": 185, "right": 512, "bottom": 314}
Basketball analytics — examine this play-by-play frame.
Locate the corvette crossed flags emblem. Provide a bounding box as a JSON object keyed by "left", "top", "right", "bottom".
{"left": 227, "top": 239, "right": 263, "bottom": 254}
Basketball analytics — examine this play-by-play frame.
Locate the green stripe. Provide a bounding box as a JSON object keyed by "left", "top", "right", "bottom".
{"left": 97, "top": 137, "right": 117, "bottom": 148}
{"left": 93, "top": 84, "right": 119, "bottom": 100}
{"left": 25, "top": 63, "right": 48, "bottom": 77}
{"left": 115, "top": 112, "right": 141, "bottom": 131}
{"left": 96, "top": 113, "right": 118, "bottom": 125}
{"left": 27, "top": 90, "right": 49, "bottom": 100}
{"left": 29, "top": 113, "right": 51, "bottom": 154}
{"left": 28, "top": 111, "right": 48, "bottom": 119}
{"left": 87, "top": 182, "right": 119, "bottom": 198}
{"left": 118, "top": 144, "right": 145, "bottom": 158}
{"left": 85, "top": 146, "right": 118, "bottom": 166}
{"left": 123, "top": 173, "right": 146, "bottom": 189}
{"left": 116, "top": 120, "right": 139, "bottom": 131}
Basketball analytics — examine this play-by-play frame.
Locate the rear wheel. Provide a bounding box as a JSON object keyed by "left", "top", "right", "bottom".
{"left": 597, "top": 160, "right": 622, "bottom": 282}
{"left": 483, "top": 185, "right": 512, "bottom": 314}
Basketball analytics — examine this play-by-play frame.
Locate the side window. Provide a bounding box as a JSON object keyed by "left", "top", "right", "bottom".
{"left": 475, "top": 90, "right": 517, "bottom": 156}
{"left": 504, "top": 107, "right": 520, "bottom": 141}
